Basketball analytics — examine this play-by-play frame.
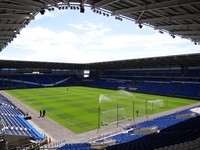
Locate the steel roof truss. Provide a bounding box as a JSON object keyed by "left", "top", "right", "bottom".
{"left": 9, "top": 0, "right": 46, "bottom": 9}
{"left": 92, "top": 0, "right": 120, "bottom": 9}
{"left": 139, "top": 14, "right": 200, "bottom": 23}
{"left": 0, "top": 3, "right": 39, "bottom": 11}
{"left": 113, "top": 0, "right": 200, "bottom": 15}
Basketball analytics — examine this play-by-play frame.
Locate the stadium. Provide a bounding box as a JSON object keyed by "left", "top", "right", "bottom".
{"left": 0, "top": 0, "right": 200, "bottom": 150}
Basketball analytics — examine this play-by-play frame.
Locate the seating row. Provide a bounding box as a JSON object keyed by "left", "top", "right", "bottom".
{"left": 106, "top": 108, "right": 200, "bottom": 150}
{"left": 0, "top": 95, "right": 44, "bottom": 141}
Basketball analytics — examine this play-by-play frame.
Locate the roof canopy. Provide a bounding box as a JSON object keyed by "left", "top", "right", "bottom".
{"left": 0, "top": 0, "right": 200, "bottom": 51}
{"left": 0, "top": 53, "right": 199, "bottom": 70}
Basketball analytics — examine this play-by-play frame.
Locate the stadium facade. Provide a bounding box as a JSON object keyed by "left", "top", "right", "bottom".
{"left": 1, "top": 53, "right": 200, "bottom": 99}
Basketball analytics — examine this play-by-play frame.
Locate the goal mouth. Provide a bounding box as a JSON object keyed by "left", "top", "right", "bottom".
{"left": 147, "top": 99, "right": 164, "bottom": 110}
{"left": 101, "top": 108, "right": 127, "bottom": 126}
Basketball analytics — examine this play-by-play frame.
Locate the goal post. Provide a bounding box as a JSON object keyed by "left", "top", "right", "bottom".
{"left": 101, "top": 107, "right": 127, "bottom": 126}
{"left": 147, "top": 99, "right": 164, "bottom": 110}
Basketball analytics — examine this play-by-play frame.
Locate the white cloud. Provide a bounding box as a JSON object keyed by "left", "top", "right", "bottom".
{"left": 99, "top": 33, "right": 186, "bottom": 50}
{"left": 70, "top": 22, "right": 110, "bottom": 38}
{"left": 69, "top": 21, "right": 106, "bottom": 31}
{"left": 85, "top": 28, "right": 110, "bottom": 38}
{"left": 9, "top": 24, "right": 109, "bottom": 63}
{"left": 82, "top": 32, "right": 199, "bottom": 61}
{"left": 2, "top": 21, "right": 199, "bottom": 63}
{"left": 13, "top": 27, "right": 81, "bottom": 51}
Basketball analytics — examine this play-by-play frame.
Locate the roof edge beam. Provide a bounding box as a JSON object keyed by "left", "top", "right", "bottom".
{"left": 140, "top": 14, "right": 200, "bottom": 23}
{"left": 183, "top": 35, "right": 200, "bottom": 39}
{"left": 0, "top": 13, "right": 34, "bottom": 19}
{"left": 0, "top": 36, "right": 14, "bottom": 40}
{"left": 10, "top": 0, "right": 46, "bottom": 9}
{"left": 155, "top": 24, "right": 200, "bottom": 30}
{"left": 0, "top": 3, "right": 39, "bottom": 11}
{"left": 0, "top": 23, "right": 25, "bottom": 28}
{"left": 92, "top": 0, "right": 119, "bottom": 9}
{"left": 172, "top": 31, "right": 200, "bottom": 35}
{"left": 41, "top": 0, "right": 58, "bottom": 6}
{"left": 113, "top": 0, "right": 200, "bottom": 15}
{"left": 0, "top": 31, "right": 17, "bottom": 35}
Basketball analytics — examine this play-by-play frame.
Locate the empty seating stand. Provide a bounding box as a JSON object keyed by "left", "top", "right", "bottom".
{"left": 57, "top": 142, "right": 92, "bottom": 150}
{"left": 106, "top": 108, "right": 200, "bottom": 150}
{"left": 96, "top": 68, "right": 200, "bottom": 99}
{"left": 0, "top": 95, "right": 44, "bottom": 141}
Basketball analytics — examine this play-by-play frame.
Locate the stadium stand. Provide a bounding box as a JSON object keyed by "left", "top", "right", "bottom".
{"left": 0, "top": 54, "right": 199, "bottom": 100}
{"left": 0, "top": 0, "right": 200, "bottom": 149}
{"left": 0, "top": 75, "right": 81, "bottom": 89}
{"left": 57, "top": 143, "right": 92, "bottom": 150}
{"left": 103, "top": 107, "right": 200, "bottom": 150}
{"left": 96, "top": 67, "right": 200, "bottom": 99}
{"left": 0, "top": 54, "right": 199, "bottom": 149}
{"left": 0, "top": 95, "right": 46, "bottom": 149}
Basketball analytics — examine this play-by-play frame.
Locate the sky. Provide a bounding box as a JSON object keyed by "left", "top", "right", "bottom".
{"left": 0, "top": 7, "right": 199, "bottom": 63}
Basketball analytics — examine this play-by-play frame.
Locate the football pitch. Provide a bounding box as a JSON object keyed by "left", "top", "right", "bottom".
{"left": 5, "top": 86, "right": 199, "bottom": 133}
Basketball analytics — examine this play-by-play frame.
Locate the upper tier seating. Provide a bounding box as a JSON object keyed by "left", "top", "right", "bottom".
{"left": 97, "top": 69, "right": 200, "bottom": 99}
{"left": 0, "top": 75, "right": 80, "bottom": 89}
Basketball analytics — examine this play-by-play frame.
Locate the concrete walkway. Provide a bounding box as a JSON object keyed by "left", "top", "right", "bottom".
{"left": 1, "top": 91, "right": 200, "bottom": 147}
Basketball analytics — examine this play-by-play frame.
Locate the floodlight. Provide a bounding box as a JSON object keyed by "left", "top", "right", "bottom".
{"left": 40, "top": 9, "right": 45, "bottom": 15}
{"left": 115, "top": 16, "right": 122, "bottom": 21}
{"left": 138, "top": 23, "right": 143, "bottom": 28}
{"left": 80, "top": 6, "right": 85, "bottom": 13}
{"left": 171, "top": 34, "right": 175, "bottom": 38}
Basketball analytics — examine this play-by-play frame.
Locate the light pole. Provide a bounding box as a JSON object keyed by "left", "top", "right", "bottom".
{"left": 97, "top": 103, "right": 101, "bottom": 133}
{"left": 132, "top": 100, "right": 135, "bottom": 121}
{"left": 117, "top": 101, "right": 119, "bottom": 128}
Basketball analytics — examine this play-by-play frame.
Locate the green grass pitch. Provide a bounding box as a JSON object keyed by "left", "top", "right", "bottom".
{"left": 5, "top": 86, "right": 199, "bottom": 133}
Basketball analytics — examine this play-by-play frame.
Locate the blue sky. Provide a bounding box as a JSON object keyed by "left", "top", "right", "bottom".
{"left": 0, "top": 7, "right": 199, "bottom": 63}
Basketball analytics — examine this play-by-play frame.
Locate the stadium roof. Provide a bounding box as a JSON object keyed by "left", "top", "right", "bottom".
{"left": 0, "top": 0, "right": 200, "bottom": 52}
{"left": 0, "top": 53, "right": 200, "bottom": 70}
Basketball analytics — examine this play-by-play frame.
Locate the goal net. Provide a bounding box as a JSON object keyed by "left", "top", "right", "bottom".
{"left": 147, "top": 99, "right": 164, "bottom": 110}
{"left": 101, "top": 108, "right": 127, "bottom": 125}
